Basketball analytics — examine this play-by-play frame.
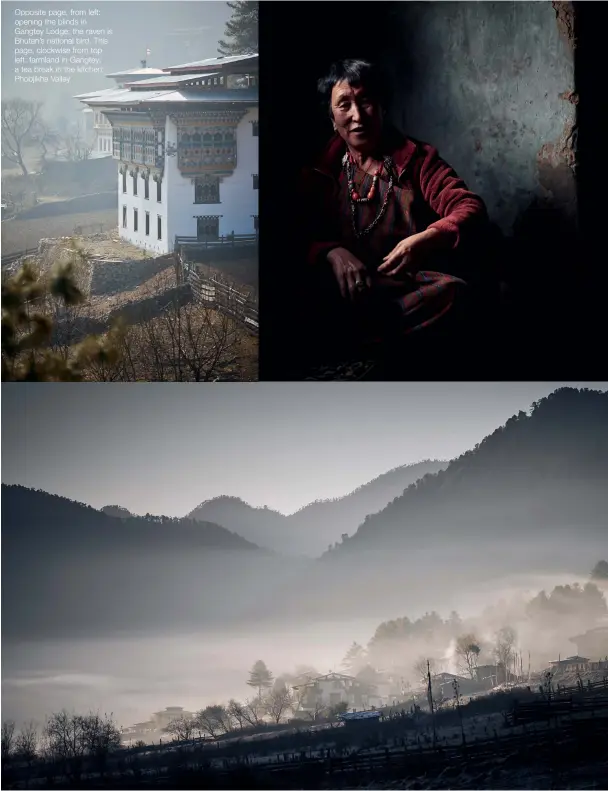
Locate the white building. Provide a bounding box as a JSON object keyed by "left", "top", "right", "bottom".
{"left": 292, "top": 672, "right": 387, "bottom": 717}
{"left": 75, "top": 54, "right": 258, "bottom": 255}
{"left": 89, "top": 62, "right": 166, "bottom": 159}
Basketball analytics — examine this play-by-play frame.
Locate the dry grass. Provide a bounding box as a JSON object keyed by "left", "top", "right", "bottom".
{"left": 1, "top": 209, "right": 118, "bottom": 257}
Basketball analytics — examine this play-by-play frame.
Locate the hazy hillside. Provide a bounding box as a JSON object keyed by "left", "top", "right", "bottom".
{"left": 335, "top": 387, "right": 608, "bottom": 553}
{"left": 249, "top": 388, "right": 608, "bottom": 622}
{"left": 1, "top": 486, "right": 300, "bottom": 640}
{"left": 188, "top": 460, "right": 447, "bottom": 556}
{"left": 287, "top": 460, "right": 448, "bottom": 554}
{"left": 187, "top": 495, "right": 288, "bottom": 552}
{"left": 5, "top": 389, "right": 606, "bottom": 640}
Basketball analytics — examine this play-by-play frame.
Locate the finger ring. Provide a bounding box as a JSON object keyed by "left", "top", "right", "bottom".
{"left": 355, "top": 280, "right": 365, "bottom": 290}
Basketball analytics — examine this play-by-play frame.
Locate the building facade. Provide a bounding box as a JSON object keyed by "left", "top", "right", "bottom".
{"left": 75, "top": 54, "right": 258, "bottom": 255}
{"left": 292, "top": 672, "right": 387, "bottom": 716}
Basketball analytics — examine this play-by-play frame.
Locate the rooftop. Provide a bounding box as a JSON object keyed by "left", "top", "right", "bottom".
{"left": 106, "top": 67, "right": 166, "bottom": 78}
{"left": 81, "top": 88, "right": 258, "bottom": 107}
{"left": 550, "top": 655, "right": 590, "bottom": 664}
{"left": 125, "top": 72, "right": 220, "bottom": 88}
{"left": 166, "top": 53, "right": 257, "bottom": 71}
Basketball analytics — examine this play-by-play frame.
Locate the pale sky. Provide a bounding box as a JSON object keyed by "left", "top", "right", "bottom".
{"left": 1, "top": 1, "right": 231, "bottom": 115}
{"left": 2, "top": 382, "right": 606, "bottom": 516}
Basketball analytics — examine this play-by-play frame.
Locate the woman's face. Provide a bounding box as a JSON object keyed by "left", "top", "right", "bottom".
{"left": 330, "top": 80, "right": 383, "bottom": 152}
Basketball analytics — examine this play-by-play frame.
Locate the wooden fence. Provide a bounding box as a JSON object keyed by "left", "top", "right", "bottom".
{"left": 175, "top": 233, "right": 257, "bottom": 250}
{"left": 1, "top": 247, "right": 38, "bottom": 268}
{"left": 187, "top": 268, "right": 259, "bottom": 334}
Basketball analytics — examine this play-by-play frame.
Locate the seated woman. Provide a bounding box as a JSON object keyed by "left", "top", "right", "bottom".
{"left": 298, "top": 58, "right": 492, "bottom": 374}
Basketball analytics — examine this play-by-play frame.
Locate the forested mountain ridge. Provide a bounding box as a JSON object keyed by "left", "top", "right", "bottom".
{"left": 187, "top": 460, "right": 448, "bottom": 556}
{"left": 330, "top": 387, "right": 608, "bottom": 555}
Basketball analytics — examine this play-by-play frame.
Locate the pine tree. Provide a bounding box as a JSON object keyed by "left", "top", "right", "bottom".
{"left": 341, "top": 642, "right": 366, "bottom": 675}
{"left": 591, "top": 560, "right": 608, "bottom": 580}
{"left": 247, "top": 659, "right": 273, "bottom": 699}
{"left": 218, "top": 2, "right": 258, "bottom": 56}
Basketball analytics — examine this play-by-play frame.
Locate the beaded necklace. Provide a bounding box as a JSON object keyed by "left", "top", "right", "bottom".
{"left": 342, "top": 152, "right": 395, "bottom": 239}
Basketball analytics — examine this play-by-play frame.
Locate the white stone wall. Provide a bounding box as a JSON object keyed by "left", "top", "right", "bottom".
{"left": 215, "top": 106, "right": 259, "bottom": 236}
{"left": 118, "top": 165, "right": 169, "bottom": 255}
{"left": 117, "top": 104, "right": 258, "bottom": 254}
{"left": 165, "top": 107, "right": 259, "bottom": 245}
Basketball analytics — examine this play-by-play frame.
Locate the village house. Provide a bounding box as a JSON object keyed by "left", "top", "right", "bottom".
{"left": 476, "top": 663, "right": 507, "bottom": 688}
{"left": 151, "top": 706, "right": 194, "bottom": 730}
{"left": 549, "top": 655, "right": 591, "bottom": 673}
{"left": 75, "top": 53, "right": 258, "bottom": 255}
{"left": 432, "top": 672, "right": 480, "bottom": 699}
{"left": 120, "top": 706, "right": 193, "bottom": 745}
{"left": 292, "top": 672, "right": 383, "bottom": 717}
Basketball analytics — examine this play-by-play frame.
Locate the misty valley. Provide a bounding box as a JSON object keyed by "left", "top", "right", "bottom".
{"left": 2, "top": 387, "right": 608, "bottom": 789}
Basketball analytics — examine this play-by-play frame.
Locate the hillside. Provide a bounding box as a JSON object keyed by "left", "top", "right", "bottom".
{"left": 187, "top": 495, "right": 287, "bottom": 552}
{"left": 187, "top": 460, "right": 447, "bottom": 556}
{"left": 1, "top": 486, "right": 290, "bottom": 640}
{"left": 247, "top": 388, "right": 608, "bottom": 622}
{"left": 335, "top": 387, "right": 608, "bottom": 553}
{"left": 100, "top": 504, "right": 134, "bottom": 519}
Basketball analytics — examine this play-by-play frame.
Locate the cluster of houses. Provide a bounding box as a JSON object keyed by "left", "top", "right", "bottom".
{"left": 119, "top": 626, "right": 608, "bottom": 744}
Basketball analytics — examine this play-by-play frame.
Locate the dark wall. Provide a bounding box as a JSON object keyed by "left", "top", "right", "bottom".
{"left": 381, "top": 2, "right": 577, "bottom": 239}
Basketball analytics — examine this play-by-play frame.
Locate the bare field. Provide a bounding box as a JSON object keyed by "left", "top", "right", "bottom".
{"left": 1, "top": 210, "right": 118, "bottom": 257}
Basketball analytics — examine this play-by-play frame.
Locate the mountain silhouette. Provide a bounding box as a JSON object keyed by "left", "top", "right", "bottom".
{"left": 3, "top": 388, "right": 606, "bottom": 639}
{"left": 248, "top": 388, "right": 608, "bottom": 622}
{"left": 100, "top": 504, "right": 134, "bottom": 519}
{"left": 1, "top": 486, "right": 277, "bottom": 640}
{"left": 333, "top": 387, "right": 608, "bottom": 554}
{"left": 187, "top": 460, "right": 447, "bottom": 556}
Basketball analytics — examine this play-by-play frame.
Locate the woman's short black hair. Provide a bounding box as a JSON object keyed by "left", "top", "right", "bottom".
{"left": 317, "top": 59, "right": 391, "bottom": 113}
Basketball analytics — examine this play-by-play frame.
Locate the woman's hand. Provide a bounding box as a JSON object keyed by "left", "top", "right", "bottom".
{"left": 327, "top": 247, "right": 372, "bottom": 302}
{"left": 377, "top": 228, "right": 447, "bottom": 278}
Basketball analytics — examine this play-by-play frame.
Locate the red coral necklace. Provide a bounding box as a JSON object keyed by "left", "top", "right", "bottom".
{"left": 343, "top": 152, "right": 396, "bottom": 238}
{"left": 347, "top": 153, "right": 383, "bottom": 203}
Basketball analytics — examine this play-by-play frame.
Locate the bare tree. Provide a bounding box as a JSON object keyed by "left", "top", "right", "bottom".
{"left": 164, "top": 716, "right": 196, "bottom": 743}
{"left": 30, "top": 117, "right": 62, "bottom": 168}
{"left": 263, "top": 686, "right": 294, "bottom": 725}
{"left": 413, "top": 657, "right": 438, "bottom": 685}
{"left": 1, "top": 98, "right": 43, "bottom": 175}
{"left": 305, "top": 700, "right": 329, "bottom": 722}
{"left": 42, "top": 710, "right": 120, "bottom": 780}
{"left": 1, "top": 720, "right": 16, "bottom": 760}
{"left": 14, "top": 721, "right": 38, "bottom": 765}
{"left": 226, "top": 699, "right": 248, "bottom": 731}
{"left": 61, "top": 127, "right": 94, "bottom": 162}
{"left": 240, "top": 698, "right": 265, "bottom": 728}
{"left": 495, "top": 626, "right": 517, "bottom": 684}
{"left": 455, "top": 634, "right": 482, "bottom": 679}
{"left": 80, "top": 713, "right": 121, "bottom": 775}
{"left": 193, "top": 705, "right": 233, "bottom": 739}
